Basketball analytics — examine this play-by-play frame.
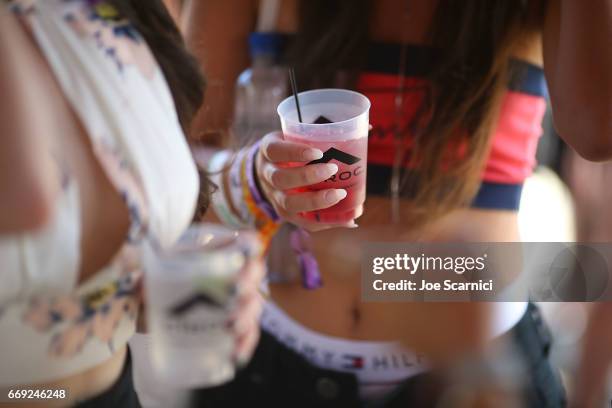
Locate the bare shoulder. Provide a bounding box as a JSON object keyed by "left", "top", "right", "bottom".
{"left": 0, "top": 3, "right": 23, "bottom": 38}
{"left": 0, "top": 5, "right": 48, "bottom": 73}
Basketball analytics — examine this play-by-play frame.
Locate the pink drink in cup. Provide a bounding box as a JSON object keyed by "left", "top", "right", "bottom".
{"left": 277, "top": 89, "right": 371, "bottom": 223}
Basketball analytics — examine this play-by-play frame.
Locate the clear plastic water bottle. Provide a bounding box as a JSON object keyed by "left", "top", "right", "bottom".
{"left": 232, "top": 33, "right": 288, "bottom": 145}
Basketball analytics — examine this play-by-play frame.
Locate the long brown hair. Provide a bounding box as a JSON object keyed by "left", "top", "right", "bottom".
{"left": 288, "top": 0, "right": 546, "bottom": 225}
{"left": 108, "top": 0, "right": 204, "bottom": 132}
{"left": 108, "top": 0, "right": 211, "bottom": 218}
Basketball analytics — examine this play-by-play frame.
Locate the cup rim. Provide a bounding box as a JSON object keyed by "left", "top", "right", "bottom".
{"left": 144, "top": 224, "right": 258, "bottom": 281}
{"left": 277, "top": 88, "right": 371, "bottom": 128}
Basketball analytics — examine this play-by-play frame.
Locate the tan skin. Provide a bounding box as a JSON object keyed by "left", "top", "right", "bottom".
{"left": 565, "top": 157, "right": 612, "bottom": 407}
{"left": 0, "top": 6, "right": 264, "bottom": 407}
{"left": 572, "top": 303, "right": 612, "bottom": 407}
{"left": 183, "top": 0, "right": 612, "bottom": 368}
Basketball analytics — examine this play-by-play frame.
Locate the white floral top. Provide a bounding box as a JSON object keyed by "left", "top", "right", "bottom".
{"left": 0, "top": 0, "right": 199, "bottom": 385}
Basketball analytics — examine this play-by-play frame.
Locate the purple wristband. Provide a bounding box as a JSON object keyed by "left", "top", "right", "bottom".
{"left": 290, "top": 227, "right": 323, "bottom": 290}
{"left": 247, "top": 142, "right": 280, "bottom": 222}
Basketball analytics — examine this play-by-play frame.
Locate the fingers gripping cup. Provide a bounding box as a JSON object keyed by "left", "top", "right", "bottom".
{"left": 277, "top": 89, "right": 371, "bottom": 223}
{"left": 144, "top": 224, "right": 260, "bottom": 388}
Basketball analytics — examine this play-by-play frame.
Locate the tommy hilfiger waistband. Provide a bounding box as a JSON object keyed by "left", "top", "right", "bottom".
{"left": 260, "top": 301, "right": 429, "bottom": 398}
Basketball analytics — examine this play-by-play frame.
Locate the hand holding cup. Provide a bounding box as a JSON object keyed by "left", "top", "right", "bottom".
{"left": 256, "top": 131, "right": 361, "bottom": 232}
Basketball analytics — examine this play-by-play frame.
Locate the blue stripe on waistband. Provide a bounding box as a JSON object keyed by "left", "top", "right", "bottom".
{"left": 472, "top": 182, "right": 523, "bottom": 210}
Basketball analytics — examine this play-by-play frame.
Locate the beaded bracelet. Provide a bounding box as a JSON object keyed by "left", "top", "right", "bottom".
{"left": 241, "top": 154, "right": 280, "bottom": 248}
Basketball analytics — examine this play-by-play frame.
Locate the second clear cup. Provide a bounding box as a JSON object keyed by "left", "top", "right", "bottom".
{"left": 144, "top": 224, "right": 259, "bottom": 388}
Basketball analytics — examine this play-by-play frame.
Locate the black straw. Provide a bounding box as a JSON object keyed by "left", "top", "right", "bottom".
{"left": 289, "top": 68, "right": 303, "bottom": 123}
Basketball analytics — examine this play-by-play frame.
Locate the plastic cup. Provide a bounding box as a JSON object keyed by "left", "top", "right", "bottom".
{"left": 277, "top": 89, "right": 370, "bottom": 223}
{"left": 144, "top": 223, "right": 259, "bottom": 388}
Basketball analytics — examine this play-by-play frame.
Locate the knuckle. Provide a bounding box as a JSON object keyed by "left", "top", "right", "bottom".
{"left": 269, "top": 168, "right": 284, "bottom": 188}
{"left": 264, "top": 144, "right": 277, "bottom": 161}
{"left": 275, "top": 192, "right": 289, "bottom": 211}
{"left": 298, "top": 169, "right": 312, "bottom": 185}
{"left": 257, "top": 153, "right": 270, "bottom": 172}
{"left": 260, "top": 141, "right": 272, "bottom": 160}
{"left": 308, "top": 195, "right": 322, "bottom": 210}
{"left": 261, "top": 138, "right": 280, "bottom": 160}
{"left": 283, "top": 194, "right": 298, "bottom": 211}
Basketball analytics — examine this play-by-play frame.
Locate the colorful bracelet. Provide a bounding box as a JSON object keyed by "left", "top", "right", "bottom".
{"left": 212, "top": 145, "right": 323, "bottom": 290}
{"left": 242, "top": 147, "right": 322, "bottom": 290}
{"left": 246, "top": 142, "right": 280, "bottom": 222}
{"left": 241, "top": 157, "right": 279, "bottom": 245}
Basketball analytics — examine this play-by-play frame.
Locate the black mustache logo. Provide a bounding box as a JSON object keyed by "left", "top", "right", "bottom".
{"left": 307, "top": 148, "right": 361, "bottom": 166}
{"left": 169, "top": 292, "right": 225, "bottom": 317}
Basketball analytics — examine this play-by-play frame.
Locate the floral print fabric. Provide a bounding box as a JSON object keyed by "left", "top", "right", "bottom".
{"left": 0, "top": 0, "right": 175, "bottom": 376}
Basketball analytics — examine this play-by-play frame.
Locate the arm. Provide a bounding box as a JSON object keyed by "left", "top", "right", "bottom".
{"left": 572, "top": 303, "right": 612, "bottom": 407}
{"left": 543, "top": 0, "right": 612, "bottom": 161}
{"left": 182, "top": 0, "right": 258, "bottom": 146}
{"left": 0, "top": 10, "right": 59, "bottom": 232}
{"left": 183, "top": 4, "right": 354, "bottom": 231}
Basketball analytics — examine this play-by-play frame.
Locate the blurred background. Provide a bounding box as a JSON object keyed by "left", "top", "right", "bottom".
{"left": 164, "top": 1, "right": 612, "bottom": 404}
{"left": 519, "top": 100, "right": 612, "bottom": 406}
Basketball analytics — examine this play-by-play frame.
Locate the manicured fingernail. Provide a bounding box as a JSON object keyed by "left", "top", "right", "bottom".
{"left": 317, "top": 163, "right": 338, "bottom": 178}
{"left": 325, "top": 189, "right": 347, "bottom": 203}
{"left": 302, "top": 148, "right": 323, "bottom": 161}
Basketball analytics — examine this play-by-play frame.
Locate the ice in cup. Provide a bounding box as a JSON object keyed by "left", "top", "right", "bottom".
{"left": 277, "top": 89, "right": 371, "bottom": 223}
{"left": 144, "top": 224, "right": 259, "bottom": 388}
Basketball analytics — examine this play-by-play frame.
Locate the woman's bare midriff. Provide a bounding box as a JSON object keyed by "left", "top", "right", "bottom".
{"left": 270, "top": 199, "right": 522, "bottom": 358}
